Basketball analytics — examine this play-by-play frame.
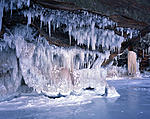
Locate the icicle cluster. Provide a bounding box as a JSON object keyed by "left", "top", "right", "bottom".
{"left": 0, "top": 26, "right": 120, "bottom": 97}
{"left": 140, "top": 32, "right": 150, "bottom": 55}
{"left": 0, "top": 0, "right": 30, "bottom": 31}
{"left": 0, "top": 0, "right": 139, "bottom": 52}
{"left": 23, "top": 5, "right": 139, "bottom": 51}
{"left": 116, "top": 27, "right": 139, "bottom": 39}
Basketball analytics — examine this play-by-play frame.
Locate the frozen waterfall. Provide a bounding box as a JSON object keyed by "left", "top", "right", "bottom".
{"left": 128, "top": 51, "right": 137, "bottom": 75}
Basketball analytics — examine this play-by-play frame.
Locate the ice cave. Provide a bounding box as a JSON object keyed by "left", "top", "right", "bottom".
{"left": 0, "top": 0, "right": 150, "bottom": 119}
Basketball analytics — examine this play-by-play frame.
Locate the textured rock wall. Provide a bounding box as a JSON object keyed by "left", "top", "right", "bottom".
{"left": 36, "top": 0, "right": 150, "bottom": 29}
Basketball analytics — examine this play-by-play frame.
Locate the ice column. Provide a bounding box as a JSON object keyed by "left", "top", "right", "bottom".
{"left": 27, "top": 12, "right": 31, "bottom": 25}
{"left": 69, "top": 25, "right": 72, "bottom": 45}
{"left": 10, "top": 1, "right": 13, "bottom": 16}
{"left": 48, "top": 20, "right": 51, "bottom": 37}
{"left": 143, "top": 49, "right": 145, "bottom": 58}
{"left": 128, "top": 51, "right": 137, "bottom": 75}
{"left": 40, "top": 13, "right": 43, "bottom": 28}
{"left": 91, "top": 22, "right": 96, "bottom": 50}
{"left": 27, "top": 0, "right": 30, "bottom": 7}
{"left": 0, "top": 4, "right": 3, "bottom": 31}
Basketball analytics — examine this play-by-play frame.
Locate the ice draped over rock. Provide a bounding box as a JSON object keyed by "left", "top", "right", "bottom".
{"left": 0, "top": 26, "right": 120, "bottom": 99}
{"left": 0, "top": 0, "right": 139, "bottom": 49}
{"left": 22, "top": 5, "right": 139, "bottom": 51}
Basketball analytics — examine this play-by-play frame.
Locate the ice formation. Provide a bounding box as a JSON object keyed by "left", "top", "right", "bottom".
{"left": 0, "top": 0, "right": 139, "bottom": 50}
{"left": 128, "top": 51, "right": 137, "bottom": 75}
{"left": 105, "top": 50, "right": 140, "bottom": 79}
{"left": 22, "top": 5, "right": 139, "bottom": 51}
{"left": 0, "top": 0, "right": 141, "bottom": 100}
{"left": 0, "top": 26, "right": 120, "bottom": 99}
{"left": 106, "top": 66, "right": 128, "bottom": 79}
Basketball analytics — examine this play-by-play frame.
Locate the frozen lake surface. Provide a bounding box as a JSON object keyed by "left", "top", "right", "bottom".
{"left": 0, "top": 77, "right": 150, "bottom": 119}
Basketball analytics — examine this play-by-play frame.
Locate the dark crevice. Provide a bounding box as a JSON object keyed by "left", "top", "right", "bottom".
{"left": 84, "top": 87, "right": 95, "bottom": 91}
{"left": 21, "top": 77, "right": 27, "bottom": 86}
{"left": 42, "top": 92, "right": 66, "bottom": 99}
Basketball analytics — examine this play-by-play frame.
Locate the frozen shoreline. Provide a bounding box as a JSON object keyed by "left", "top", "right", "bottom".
{"left": 0, "top": 77, "right": 150, "bottom": 119}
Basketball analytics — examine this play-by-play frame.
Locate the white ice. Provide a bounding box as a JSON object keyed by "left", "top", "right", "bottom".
{"left": 0, "top": 26, "right": 121, "bottom": 99}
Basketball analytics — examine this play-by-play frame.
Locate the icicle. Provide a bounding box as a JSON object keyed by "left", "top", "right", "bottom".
{"left": 120, "top": 28, "right": 123, "bottom": 36}
{"left": 91, "top": 22, "right": 96, "bottom": 50}
{"left": 130, "top": 30, "right": 133, "bottom": 39}
{"left": 91, "top": 35, "right": 96, "bottom": 50}
{"left": 27, "top": 0, "right": 30, "bottom": 7}
{"left": 48, "top": 20, "right": 51, "bottom": 37}
{"left": 56, "top": 22, "right": 58, "bottom": 28}
{"left": 77, "top": 62, "right": 80, "bottom": 69}
{"left": 27, "top": 12, "right": 31, "bottom": 25}
{"left": 40, "top": 13, "right": 43, "bottom": 28}
{"left": 10, "top": 1, "right": 13, "bottom": 16}
{"left": 127, "top": 29, "right": 130, "bottom": 35}
{"left": 0, "top": 4, "right": 3, "bottom": 31}
{"left": 143, "top": 49, "right": 145, "bottom": 58}
{"left": 69, "top": 25, "right": 72, "bottom": 45}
